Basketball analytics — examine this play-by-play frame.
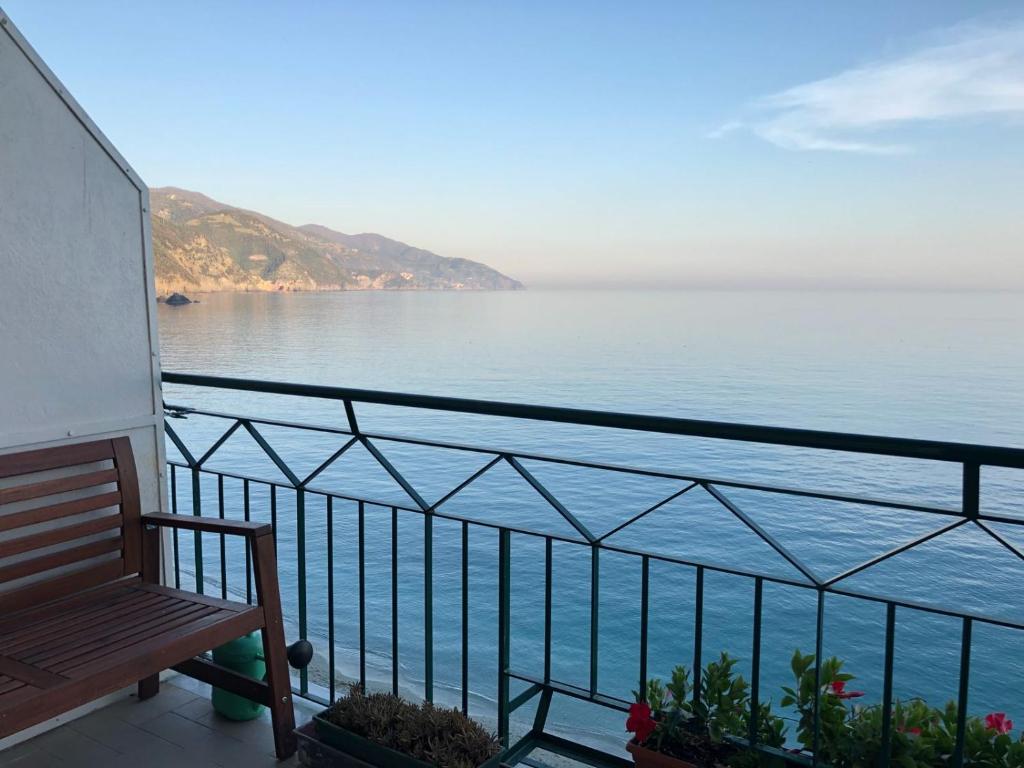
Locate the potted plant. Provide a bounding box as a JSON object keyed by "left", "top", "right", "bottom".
{"left": 312, "top": 685, "right": 503, "bottom": 768}
{"left": 626, "top": 652, "right": 787, "bottom": 768}
{"left": 783, "top": 648, "right": 1024, "bottom": 767}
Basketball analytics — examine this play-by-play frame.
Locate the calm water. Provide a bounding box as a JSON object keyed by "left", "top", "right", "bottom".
{"left": 158, "top": 289, "right": 1024, "bottom": 749}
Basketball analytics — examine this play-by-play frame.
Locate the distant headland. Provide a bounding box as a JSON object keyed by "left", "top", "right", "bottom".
{"left": 151, "top": 187, "right": 523, "bottom": 295}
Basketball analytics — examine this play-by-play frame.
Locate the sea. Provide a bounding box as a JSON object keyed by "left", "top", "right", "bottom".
{"left": 157, "top": 289, "right": 1024, "bottom": 751}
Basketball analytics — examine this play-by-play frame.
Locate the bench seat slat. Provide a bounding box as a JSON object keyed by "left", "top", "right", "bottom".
{"left": 0, "top": 582, "right": 136, "bottom": 642}
{"left": 5, "top": 592, "right": 171, "bottom": 658}
{"left": 36, "top": 606, "right": 212, "bottom": 671}
{"left": 55, "top": 605, "right": 217, "bottom": 674}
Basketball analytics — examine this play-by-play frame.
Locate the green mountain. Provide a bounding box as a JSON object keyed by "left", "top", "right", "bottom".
{"left": 151, "top": 188, "right": 523, "bottom": 294}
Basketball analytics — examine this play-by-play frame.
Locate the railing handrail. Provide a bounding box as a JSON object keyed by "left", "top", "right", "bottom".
{"left": 162, "top": 371, "right": 1024, "bottom": 468}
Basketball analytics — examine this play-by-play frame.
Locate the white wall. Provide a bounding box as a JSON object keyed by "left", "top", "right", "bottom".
{"left": 0, "top": 8, "right": 165, "bottom": 515}
{"left": 0, "top": 8, "right": 168, "bottom": 746}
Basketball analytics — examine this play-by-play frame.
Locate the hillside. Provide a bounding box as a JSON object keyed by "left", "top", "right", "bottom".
{"left": 150, "top": 188, "right": 523, "bottom": 294}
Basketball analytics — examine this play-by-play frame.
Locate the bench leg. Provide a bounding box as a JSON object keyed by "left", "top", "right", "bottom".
{"left": 139, "top": 526, "right": 163, "bottom": 702}
{"left": 254, "top": 534, "right": 296, "bottom": 759}
{"left": 263, "top": 628, "right": 296, "bottom": 759}
{"left": 138, "top": 674, "right": 159, "bottom": 700}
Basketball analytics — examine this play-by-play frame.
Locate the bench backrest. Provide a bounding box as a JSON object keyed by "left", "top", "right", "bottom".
{"left": 0, "top": 437, "right": 142, "bottom": 614}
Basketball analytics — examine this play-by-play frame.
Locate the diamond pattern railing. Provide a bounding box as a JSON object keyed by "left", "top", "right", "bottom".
{"left": 160, "top": 371, "right": 1024, "bottom": 768}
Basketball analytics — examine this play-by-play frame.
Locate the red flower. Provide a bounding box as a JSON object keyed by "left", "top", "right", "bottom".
{"left": 626, "top": 701, "right": 656, "bottom": 744}
{"left": 897, "top": 725, "right": 922, "bottom": 736}
{"left": 985, "top": 712, "right": 1013, "bottom": 734}
{"left": 829, "top": 680, "right": 865, "bottom": 700}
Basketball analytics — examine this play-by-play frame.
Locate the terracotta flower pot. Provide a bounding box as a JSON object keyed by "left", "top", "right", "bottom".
{"left": 626, "top": 740, "right": 697, "bottom": 768}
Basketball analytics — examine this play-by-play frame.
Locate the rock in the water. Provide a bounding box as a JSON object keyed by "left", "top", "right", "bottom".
{"left": 164, "top": 292, "right": 192, "bottom": 306}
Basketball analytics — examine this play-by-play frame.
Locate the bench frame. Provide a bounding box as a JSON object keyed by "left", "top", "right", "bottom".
{"left": 0, "top": 437, "right": 297, "bottom": 758}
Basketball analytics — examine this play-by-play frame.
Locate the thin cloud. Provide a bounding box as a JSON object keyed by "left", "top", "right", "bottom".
{"left": 706, "top": 120, "right": 743, "bottom": 139}
{"left": 714, "top": 18, "right": 1024, "bottom": 154}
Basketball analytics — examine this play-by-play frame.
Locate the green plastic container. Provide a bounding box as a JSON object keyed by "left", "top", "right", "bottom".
{"left": 211, "top": 632, "right": 266, "bottom": 721}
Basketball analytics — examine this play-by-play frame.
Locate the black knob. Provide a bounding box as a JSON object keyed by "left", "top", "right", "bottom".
{"left": 287, "top": 640, "right": 314, "bottom": 670}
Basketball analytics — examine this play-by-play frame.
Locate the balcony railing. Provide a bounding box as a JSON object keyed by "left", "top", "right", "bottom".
{"left": 160, "top": 371, "right": 1024, "bottom": 767}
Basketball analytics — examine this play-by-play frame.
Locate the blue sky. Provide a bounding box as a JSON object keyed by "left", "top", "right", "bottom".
{"left": 4, "top": 1, "right": 1023, "bottom": 288}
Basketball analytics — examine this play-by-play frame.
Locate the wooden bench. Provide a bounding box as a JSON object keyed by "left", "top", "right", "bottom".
{"left": 0, "top": 436, "right": 298, "bottom": 758}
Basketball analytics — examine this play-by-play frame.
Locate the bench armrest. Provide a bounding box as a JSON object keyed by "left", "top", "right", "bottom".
{"left": 142, "top": 512, "right": 272, "bottom": 538}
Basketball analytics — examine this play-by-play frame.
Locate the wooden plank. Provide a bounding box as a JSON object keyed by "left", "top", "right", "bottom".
{"left": 0, "top": 537, "right": 122, "bottom": 584}
{"left": 0, "top": 591, "right": 157, "bottom": 654}
{"left": 5, "top": 592, "right": 171, "bottom": 657}
{"left": 172, "top": 657, "right": 271, "bottom": 705}
{"left": 0, "top": 581, "right": 136, "bottom": 641}
{"left": 50, "top": 604, "right": 216, "bottom": 672}
{"left": 134, "top": 582, "right": 253, "bottom": 614}
{"left": 63, "top": 607, "right": 260, "bottom": 678}
{"left": 0, "top": 656, "right": 67, "bottom": 689}
{"left": 0, "top": 469, "right": 118, "bottom": 506}
{"left": 112, "top": 437, "right": 142, "bottom": 575}
{"left": 0, "top": 491, "right": 121, "bottom": 532}
{"left": 0, "top": 679, "right": 27, "bottom": 697}
{"left": 0, "top": 440, "right": 114, "bottom": 479}
{"left": 25, "top": 599, "right": 207, "bottom": 668}
{"left": 0, "top": 560, "right": 124, "bottom": 614}
{"left": 0, "top": 514, "right": 122, "bottom": 559}
{"left": 143, "top": 511, "right": 272, "bottom": 538}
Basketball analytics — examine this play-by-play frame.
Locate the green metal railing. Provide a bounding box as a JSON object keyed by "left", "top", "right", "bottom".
{"left": 160, "top": 371, "right": 1024, "bottom": 767}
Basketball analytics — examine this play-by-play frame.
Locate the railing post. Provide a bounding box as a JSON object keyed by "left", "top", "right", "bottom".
{"left": 297, "top": 488, "right": 307, "bottom": 695}
{"left": 544, "top": 537, "right": 552, "bottom": 685}
{"left": 590, "top": 544, "right": 600, "bottom": 697}
{"left": 692, "top": 566, "right": 704, "bottom": 707}
{"left": 424, "top": 510, "right": 433, "bottom": 703}
{"left": 953, "top": 617, "right": 973, "bottom": 768}
{"left": 962, "top": 462, "right": 980, "bottom": 519}
{"left": 243, "top": 479, "right": 252, "bottom": 604}
{"left": 190, "top": 466, "right": 204, "bottom": 594}
{"left": 358, "top": 500, "right": 366, "bottom": 691}
{"left": 270, "top": 484, "right": 278, "bottom": 555}
{"left": 749, "top": 577, "right": 763, "bottom": 746}
{"left": 217, "top": 476, "right": 227, "bottom": 600}
{"left": 879, "top": 603, "right": 896, "bottom": 768}
{"left": 812, "top": 589, "right": 825, "bottom": 766}
{"left": 170, "top": 465, "right": 180, "bottom": 590}
{"left": 327, "top": 496, "right": 336, "bottom": 701}
{"left": 391, "top": 506, "right": 399, "bottom": 696}
{"left": 497, "top": 528, "right": 511, "bottom": 747}
{"left": 461, "top": 521, "right": 470, "bottom": 715}
{"left": 639, "top": 555, "right": 649, "bottom": 696}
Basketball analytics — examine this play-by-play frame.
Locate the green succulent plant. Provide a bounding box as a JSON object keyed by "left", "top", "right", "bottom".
{"left": 324, "top": 685, "right": 501, "bottom": 768}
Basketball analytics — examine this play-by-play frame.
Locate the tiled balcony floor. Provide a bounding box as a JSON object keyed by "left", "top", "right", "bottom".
{"left": 0, "top": 675, "right": 321, "bottom": 768}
